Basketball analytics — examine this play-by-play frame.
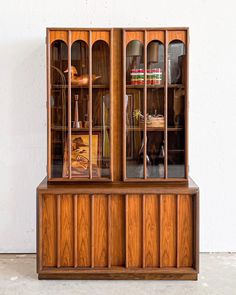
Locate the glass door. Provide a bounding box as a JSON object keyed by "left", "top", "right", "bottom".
{"left": 123, "top": 29, "right": 188, "bottom": 181}
{"left": 48, "top": 29, "right": 112, "bottom": 181}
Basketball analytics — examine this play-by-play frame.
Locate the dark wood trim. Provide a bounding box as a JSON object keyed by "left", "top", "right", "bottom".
{"left": 91, "top": 194, "right": 94, "bottom": 268}
{"left": 73, "top": 194, "right": 78, "bottom": 268}
{"left": 164, "top": 30, "right": 168, "bottom": 178}
{"left": 68, "top": 31, "right": 72, "bottom": 179}
{"left": 89, "top": 31, "right": 92, "bottom": 179}
{"left": 56, "top": 195, "right": 61, "bottom": 268}
{"left": 143, "top": 30, "right": 147, "bottom": 179}
{"left": 39, "top": 272, "right": 197, "bottom": 280}
{"left": 47, "top": 30, "right": 51, "bottom": 178}
{"left": 122, "top": 29, "right": 126, "bottom": 180}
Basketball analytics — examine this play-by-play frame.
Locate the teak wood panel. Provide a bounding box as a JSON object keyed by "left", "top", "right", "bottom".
{"left": 40, "top": 193, "right": 195, "bottom": 270}
{"left": 77, "top": 194, "right": 91, "bottom": 267}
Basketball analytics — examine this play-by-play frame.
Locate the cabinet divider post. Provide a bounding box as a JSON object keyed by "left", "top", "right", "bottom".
{"left": 123, "top": 30, "right": 126, "bottom": 180}
{"left": 159, "top": 194, "right": 163, "bottom": 268}
{"left": 125, "top": 194, "right": 128, "bottom": 268}
{"left": 108, "top": 194, "right": 111, "bottom": 268}
{"left": 91, "top": 194, "right": 94, "bottom": 267}
{"left": 142, "top": 194, "right": 146, "bottom": 268}
{"left": 89, "top": 31, "right": 93, "bottom": 179}
{"left": 164, "top": 30, "right": 168, "bottom": 178}
{"left": 74, "top": 194, "right": 78, "bottom": 268}
{"left": 176, "top": 194, "right": 180, "bottom": 268}
{"left": 110, "top": 29, "right": 114, "bottom": 181}
{"left": 144, "top": 30, "right": 147, "bottom": 179}
{"left": 68, "top": 31, "right": 72, "bottom": 179}
{"left": 56, "top": 195, "right": 61, "bottom": 268}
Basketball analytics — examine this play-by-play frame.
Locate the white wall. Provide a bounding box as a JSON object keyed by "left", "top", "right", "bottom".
{"left": 0, "top": 0, "right": 235, "bottom": 253}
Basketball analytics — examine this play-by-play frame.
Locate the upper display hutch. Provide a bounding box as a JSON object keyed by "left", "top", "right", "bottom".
{"left": 46, "top": 28, "right": 189, "bottom": 183}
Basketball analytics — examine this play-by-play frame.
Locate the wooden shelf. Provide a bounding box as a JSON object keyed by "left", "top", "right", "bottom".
{"left": 51, "top": 126, "right": 110, "bottom": 132}
{"left": 127, "top": 127, "right": 183, "bottom": 132}
{"left": 126, "top": 84, "right": 183, "bottom": 89}
{"left": 52, "top": 84, "right": 109, "bottom": 89}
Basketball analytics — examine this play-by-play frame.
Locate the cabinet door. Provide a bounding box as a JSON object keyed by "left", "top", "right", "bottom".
{"left": 123, "top": 29, "right": 188, "bottom": 181}
{"left": 47, "top": 29, "right": 113, "bottom": 181}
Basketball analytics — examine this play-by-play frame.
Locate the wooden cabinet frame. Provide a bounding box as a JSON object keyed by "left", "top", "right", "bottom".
{"left": 38, "top": 27, "right": 199, "bottom": 280}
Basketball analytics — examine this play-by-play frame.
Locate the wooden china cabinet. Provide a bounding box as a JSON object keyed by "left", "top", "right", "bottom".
{"left": 37, "top": 27, "right": 199, "bottom": 280}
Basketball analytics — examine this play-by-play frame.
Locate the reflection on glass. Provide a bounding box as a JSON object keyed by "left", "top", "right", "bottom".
{"left": 126, "top": 89, "right": 144, "bottom": 178}
{"left": 147, "top": 131, "right": 165, "bottom": 178}
{"left": 147, "top": 41, "right": 164, "bottom": 85}
{"left": 50, "top": 40, "right": 68, "bottom": 177}
{"left": 168, "top": 41, "right": 186, "bottom": 85}
{"left": 168, "top": 131, "right": 185, "bottom": 178}
{"left": 167, "top": 40, "right": 186, "bottom": 178}
{"left": 92, "top": 40, "right": 110, "bottom": 85}
{"left": 92, "top": 41, "right": 110, "bottom": 178}
{"left": 126, "top": 131, "right": 144, "bottom": 178}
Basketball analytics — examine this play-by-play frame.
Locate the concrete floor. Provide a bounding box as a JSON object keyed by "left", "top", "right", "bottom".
{"left": 0, "top": 253, "right": 235, "bottom": 295}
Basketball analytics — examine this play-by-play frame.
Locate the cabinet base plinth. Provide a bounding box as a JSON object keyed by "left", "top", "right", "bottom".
{"left": 38, "top": 272, "right": 197, "bottom": 280}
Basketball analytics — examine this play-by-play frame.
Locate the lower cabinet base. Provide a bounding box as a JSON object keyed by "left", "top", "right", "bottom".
{"left": 38, "top": 269, "right": 197, "bottom": 280}
{"left": 37, "top": 177, "right": 199, "bottom": 280}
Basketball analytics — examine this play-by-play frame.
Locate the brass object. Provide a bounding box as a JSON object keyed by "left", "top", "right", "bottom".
{"left": 147, "top": 41, "right": 159, "bottom": 63}
{"left": 126, "top": 40, "right": 143, "bottom": 57}
{"left": 64, "top": 66, "right": 101, "bottom": 85}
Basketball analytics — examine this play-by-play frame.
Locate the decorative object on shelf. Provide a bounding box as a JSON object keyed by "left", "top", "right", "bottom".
{"left": 84, "top": 114, "right": 89, "bottom": 128}
{"left": 130, "top": 69, "right": 144, "bottom": 85}
{"left": 133, "top": 109, "right": 165, "bottom": 128}
{"left": 147, "top": 41, "right": 159, "bottom": 65}
{"left": 63, "top": 134, "right": 100, "bottom": 178}
{"left": 147, "top": 68, "right": 162, "bottom": 85}
{"left": 127, "top": 40, "right": 143, "bottom": 83}
{"left": 73, "top": 94, "right": 82, "bottom": 128}
{"left": 64, "top": 66, "right": 101, "bottom": 86}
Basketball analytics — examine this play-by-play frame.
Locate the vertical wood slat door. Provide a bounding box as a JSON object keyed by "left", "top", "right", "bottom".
{"left": 41, "top": 193, "right": 195, "bottom": 270}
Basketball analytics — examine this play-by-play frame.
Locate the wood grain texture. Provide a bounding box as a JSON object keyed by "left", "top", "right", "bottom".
{"left": 147, "top": 31, "right": 165, "bottom": 44}
{"left": 42, "top": 195, "right": 57, "bottom": 267}
{"left": 127, "top": 195, "right": 142, "bottom": 268}
{"left": 168, "top": 30, "right": 187, "bottom": 44}
{"left": 178, "top": 194, "right": 193, "bottom": 267}
{"left": 77, "top": 194, "right": 91, "bottom": 267}
{"left": 125, "top": 31, "right": 144, "bottom": 45}
{"left": 50, "top": 30, "right": 68, "bottom": 44}
{"left": 111, "top": 195, "right": 125, "bottom": 266}
{"left": 92, "top": 31, "right": 110, "bottom": 45}
{"left": 160, "top": 194, "right": 177, "bottom": 267}
{"left": 60, "top": 195, "right": 74, "bottom": 267}
{"left": 94, "top": 194, "right": 108, "bottom": 267}
{"left": 145, "top": 194, "right": 159, "bottom": 267}
{"left": 71, "top": 31, "right": 89, "bottom": 44}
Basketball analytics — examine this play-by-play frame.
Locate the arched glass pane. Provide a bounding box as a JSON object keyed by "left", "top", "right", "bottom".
{"left": 168, "top": 41, "right": 185, "bottom": 85}
{"left": 92, "top": 40, "right": 110, "bottom": 178}
{"left": 167, "top": 40, "right": 186, "bottom": 178}
{"left": 146, "top": 40, "right": 165, "bottom": 178}
{"left": 50, "top": 40, "right": 68, "bottom": 178}
{"left": 68, "top": 40, "right": 90, "bottom": 178}
{"left": 125, "top": 40, "right": 144, "bottom": 178}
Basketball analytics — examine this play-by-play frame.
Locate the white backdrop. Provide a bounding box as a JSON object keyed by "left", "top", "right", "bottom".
{"left": 0, "top": 0, "right": 235, "bottom": 253}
